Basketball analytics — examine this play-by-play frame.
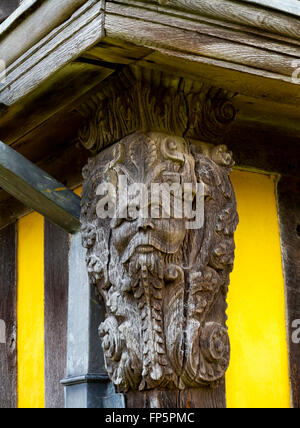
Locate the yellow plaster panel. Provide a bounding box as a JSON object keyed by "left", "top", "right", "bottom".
{"left": 18, "top": 213, "right": 45, "bottom": 408}
{"left": 226, "top": 170, "right": 290, "bottom": 408}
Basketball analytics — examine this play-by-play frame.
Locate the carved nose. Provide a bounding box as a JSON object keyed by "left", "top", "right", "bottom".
{"left": 138, "top": 218, "right": 154, "bottom": 232}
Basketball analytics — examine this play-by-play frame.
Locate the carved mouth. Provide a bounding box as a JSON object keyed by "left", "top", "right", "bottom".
{"left": 121, "top": 233, "right": 181, "bottom": 263}
{"left": 136, "top": 245, "right": 155, "bottom": 254}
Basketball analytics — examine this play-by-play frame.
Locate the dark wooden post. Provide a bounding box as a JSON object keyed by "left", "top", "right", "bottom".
{"left": 277, "top": 176, "right": 300, "bottom": 408}
{"left": 77, "top": 68, "right": 239, "bottom": 408}
{"left": 0, "top": 223, "right": 17, "bottom": 408}
{"left": 44, "top": 220, "right": 69, "bottom": 408}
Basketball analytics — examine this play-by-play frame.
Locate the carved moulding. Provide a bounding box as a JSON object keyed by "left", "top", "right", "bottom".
{"left": 77, "top": 67, "right": 236, "bottom": 153}
{"left": 79, "top": 68, "right": 239, "bottom": 392}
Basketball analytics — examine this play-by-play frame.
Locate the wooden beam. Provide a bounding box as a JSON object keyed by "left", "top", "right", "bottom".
{"left": 44, "top": 220, "right": 69, "bottom": 408}
{"left": 0, "top": 0, "right": 105, "bottom": 106}
{"left": 0, "top": 141, "right": 81, "bottom": 234}
{"left": 0, "top": 0, "right": 88, "bottom": 68}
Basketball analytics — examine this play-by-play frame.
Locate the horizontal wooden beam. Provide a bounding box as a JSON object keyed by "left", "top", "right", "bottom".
{"left": 0, "top": 141, "right": 81, "bottom": 233}
{"left": 0, "top": 0, "right": 87, "bottom": 68}
{"left": 0, "top": 0, "right": 105, "bottom": 106}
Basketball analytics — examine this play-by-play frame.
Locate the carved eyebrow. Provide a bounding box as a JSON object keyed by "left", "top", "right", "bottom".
{"left": 161, "top": 172, "right": 181, "bottom": 183}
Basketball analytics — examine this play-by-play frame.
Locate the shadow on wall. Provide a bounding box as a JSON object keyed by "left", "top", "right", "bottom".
{"left": 0, "top": 0, "right": 20, "bottom": 24}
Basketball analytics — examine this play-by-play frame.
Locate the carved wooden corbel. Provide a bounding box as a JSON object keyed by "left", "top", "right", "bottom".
{"left": 79, "top": 68, "right": 239, "bottom": 407}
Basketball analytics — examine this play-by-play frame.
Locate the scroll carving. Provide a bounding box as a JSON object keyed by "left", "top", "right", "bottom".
{"left": 77, "top": 68, "right": 236, "bottom": 154}
{"left": 80, "top": 68, "right": 238, "bottom": 392}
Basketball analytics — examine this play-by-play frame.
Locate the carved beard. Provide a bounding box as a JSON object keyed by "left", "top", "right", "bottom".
{"left": 125, "top": 249, "right": 185, "bottom": 390}
{"left": 128, "top": 250, "right": 165, "bottom": 281}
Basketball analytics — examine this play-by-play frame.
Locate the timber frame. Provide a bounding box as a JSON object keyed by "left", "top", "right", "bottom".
{"left": 0, "top": 0, "right": 299, "bottom": 408}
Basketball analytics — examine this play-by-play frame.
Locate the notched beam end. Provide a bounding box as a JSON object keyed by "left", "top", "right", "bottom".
{"left": 0, "top": 140, "right": 81, "bottom": 234}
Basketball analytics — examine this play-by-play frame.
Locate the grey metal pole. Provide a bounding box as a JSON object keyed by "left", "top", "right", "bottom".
{"left": 61, "top": 233, "right": 125, "bottom": 408}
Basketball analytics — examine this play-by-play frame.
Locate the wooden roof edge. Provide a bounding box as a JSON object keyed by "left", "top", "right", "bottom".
{"left": 0, "top": 0, "right": 300, "bottom": 126}
{"left": 0, "top": 0, "right": 88, "bottom": 69}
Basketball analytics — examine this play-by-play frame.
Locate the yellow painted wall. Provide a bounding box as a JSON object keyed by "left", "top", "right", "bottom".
{"left": 18, "top": 212, "right": 45, "bottom": 408}
{"left": 226, "top": 170, "right": 290, "bottom": 408}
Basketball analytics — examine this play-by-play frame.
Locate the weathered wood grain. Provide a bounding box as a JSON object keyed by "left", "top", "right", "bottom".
{"left": 0, "top": 0, "right": 88, "bottom": 68}
{"left": 44, "top": 220, "right": 69, "bottom": 408}
{"left": 0, "top": 223, "right": 17, "bottom": 408}
{"left": 138, "top": 50, "right": 300, "bottom": 107}
{"left": 126, "top": 383, "right": 226, "bottom": 408}
{"left": 152, "top": 0, "right": 300, "bottom": 40}
{"left": 0, "top": 141, "right": 81, "bottom": 233}
{"left": 1, "top": 0, "right": 300, "bottom": 117}
{"left": 0, "top": 111, "right": 89, "bottom": 231}
{"left": 277, "top": 176, "right": 300, "bottom": 408}
{"left": 0, "top": 139, "right": 88, "bottom": 231}
{"left": 0, "top": 0, "right": 105, "bottom": 106}
{"left": 105, "top": 11, "right": 299, "bottom": 80}
{"left": 106, "top": 2, "right": 300, "bottom": 57}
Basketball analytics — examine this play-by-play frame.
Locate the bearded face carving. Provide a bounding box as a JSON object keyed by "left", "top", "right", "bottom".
{"left": 81, "top": 130, "right": 238, "bottom": 392}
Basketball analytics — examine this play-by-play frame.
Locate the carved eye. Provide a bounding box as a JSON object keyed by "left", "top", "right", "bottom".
{"left": 111, "top": 206, "right": 140, "bottom": 229}
{"left": 168, "top": 140, "right": 177, "bottom": 151}
{"left": 162, "top": 172, "right": 181, "bottom": 184}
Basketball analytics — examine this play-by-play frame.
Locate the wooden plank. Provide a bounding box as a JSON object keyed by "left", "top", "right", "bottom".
{"left": 0, "top": 0, "right": 105, "bottom": 106}
{"left": 105, "top": 10, "right": 300, "bottom": 81}
{"left": 44, "top": 219, "right": 69, "bottom": 408}
{"left": 0, "top": 140, "right": 87, "bottom": 231}
{"left": 0, "top": 223, "right": 17, "bottom": 408}
{"left": 113, "top": 0, "right": 300, "bottom": 41}
{"left": 0, "top": 0, "right": 87, "bottom": 68}
{"left": 277, "top": 176, "right": 300, "bottom": 408}
{"left": 138, "top": 50, "right": 300, "bottom": 107}
{"left": 0, "top": 141, "right": 81, "bottom": 234}
{"left": 106, "top": 2, "right": 300, "bottom": 57}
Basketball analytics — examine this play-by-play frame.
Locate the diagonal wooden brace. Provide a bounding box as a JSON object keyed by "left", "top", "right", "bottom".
{"left": 0, "top": 141, "right": 81, "bottom": 233}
